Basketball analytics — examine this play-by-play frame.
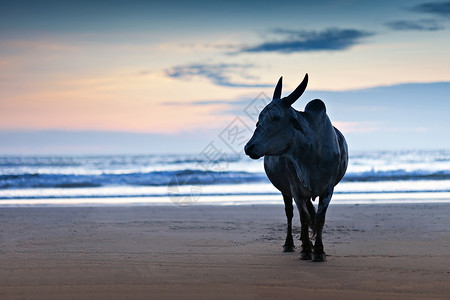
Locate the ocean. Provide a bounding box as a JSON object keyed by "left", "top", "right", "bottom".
{"left": 1, "top": 149, "right": 450, "bottom": 206}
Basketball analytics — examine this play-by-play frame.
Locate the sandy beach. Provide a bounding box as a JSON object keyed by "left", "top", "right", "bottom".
{"left": 1, "top": 203, "right": 449, "bottom": 299}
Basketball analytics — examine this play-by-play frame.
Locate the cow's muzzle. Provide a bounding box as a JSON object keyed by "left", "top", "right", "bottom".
{"left": 244, "top": 143, "right": 262, "bottom": 159}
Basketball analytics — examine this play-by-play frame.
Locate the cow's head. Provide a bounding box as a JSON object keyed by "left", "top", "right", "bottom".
{"left": 244, "top": 74, "right": 308, "bottom": 159}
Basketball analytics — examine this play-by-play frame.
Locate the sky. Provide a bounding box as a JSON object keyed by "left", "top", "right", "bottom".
{"left": 1, "top": 0, "right": 450, "bottom": 154}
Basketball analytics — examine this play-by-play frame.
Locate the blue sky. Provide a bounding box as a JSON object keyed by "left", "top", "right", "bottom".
{"left": 1, "top": 0, "right": 450, "bottom": 154}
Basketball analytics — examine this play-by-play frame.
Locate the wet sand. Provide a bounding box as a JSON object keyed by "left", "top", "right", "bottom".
{"left": 1, "top": 204, "right": 449, "bottom": 299}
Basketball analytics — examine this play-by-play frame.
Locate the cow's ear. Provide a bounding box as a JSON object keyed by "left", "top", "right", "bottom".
{"left": 290, "top": 115, "right": 304, "bottom": 134}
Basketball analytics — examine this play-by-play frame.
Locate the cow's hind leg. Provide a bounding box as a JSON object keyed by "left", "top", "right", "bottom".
{"left": 312, "top": 191, "right": 333, "bottom": 262}
{"left": 282, "top": 193, "right": 295, "bottom": 252}
{"left": 299, "top": 198, "right": 314, "bottom": 260}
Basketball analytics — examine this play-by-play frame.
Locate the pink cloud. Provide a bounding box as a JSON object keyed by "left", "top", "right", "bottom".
{"left": 333, "top": 121, "right": 381, "bottom": 133}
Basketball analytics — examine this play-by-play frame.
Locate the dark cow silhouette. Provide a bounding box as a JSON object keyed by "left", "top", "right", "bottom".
{"left": 244, "top": 74, "right": 348, "bottom": 262}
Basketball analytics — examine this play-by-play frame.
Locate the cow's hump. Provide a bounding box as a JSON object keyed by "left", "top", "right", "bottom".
{"left": 305, "top": 99, "right": 326, "bottom": 113}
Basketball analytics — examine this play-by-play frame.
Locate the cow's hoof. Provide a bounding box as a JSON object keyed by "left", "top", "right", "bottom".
{"left": 283, "top": 245, "right": 295, "bottom": 252}
{"left": 312, "top": 252, "right": 326, "bottom": 262}
{"left": 299, "top": 251, "right": 312, "bottom": 260}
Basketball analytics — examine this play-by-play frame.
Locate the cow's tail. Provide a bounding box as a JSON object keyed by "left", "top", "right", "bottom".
{"left": 302, "top": 198, "right": 317, "bottom": 238}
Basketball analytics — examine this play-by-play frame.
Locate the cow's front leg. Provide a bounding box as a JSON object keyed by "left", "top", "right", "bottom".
{"left": 298, "top": 198, "right": 314, "bottom": 260}
{"left": 282, "top": 194, "right": 295, "bottom": 252}
{"left": 313, "top": 190, "right": 333, "bottom": 262}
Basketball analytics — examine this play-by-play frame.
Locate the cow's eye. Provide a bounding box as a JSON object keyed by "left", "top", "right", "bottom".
{"left": 272, "top": 115, "right": 281, "bottom": 121}
{"left": 256, "top": 121, "right": 259, "bottom": 127}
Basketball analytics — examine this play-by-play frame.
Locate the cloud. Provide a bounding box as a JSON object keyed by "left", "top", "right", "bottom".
{"left": 164, "top": 99, "right": 236, "bottom": 106}
{"left": 387, "top": 1, "right": 450, "bottom": 32}
{"left": 164, "top": 63, "right": 272, "bottom": 88}
{"left": 239, "top": 28, "right": 373, "bottom": 54}
{"left": 411, "top": 1, "right": 450, "bottom": 18}
{"left": 385, "top": 19, "right": 444, "bottom": 31}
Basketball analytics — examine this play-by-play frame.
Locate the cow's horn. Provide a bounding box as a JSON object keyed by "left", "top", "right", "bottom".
{"left": 283, "top": 73, "right": 308, "bottom": 106}
{"left": 272, "top": 77, "right": 283, "bottom": 100}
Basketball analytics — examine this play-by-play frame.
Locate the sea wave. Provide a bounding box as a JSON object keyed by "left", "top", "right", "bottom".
{"left": 1, "top": 180, "right": 450, "bottom": 200}
{"left": 0, "top": 170, "right": 266, "bottom": 189}
{"left": 1, "top": 168, "right": 450, "bottom": 189}
{"left": 343, "top": 169, "right": 450, "bottom": 181}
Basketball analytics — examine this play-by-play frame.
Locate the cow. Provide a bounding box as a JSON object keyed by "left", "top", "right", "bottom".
{"left": 244, "top": 74, "right": 348, "bottom": 262}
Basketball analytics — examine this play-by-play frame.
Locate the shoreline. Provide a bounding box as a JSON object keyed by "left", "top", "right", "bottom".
{"left": 1, "top": 204, "right": 449, "bottom": 299}
{"left": 1, "top": 191, "right": 450, "bottom": 207}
